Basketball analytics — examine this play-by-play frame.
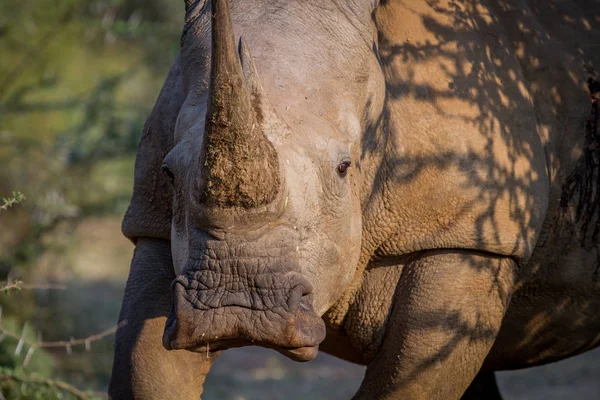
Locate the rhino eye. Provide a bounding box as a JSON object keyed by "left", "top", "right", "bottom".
{"left": 337, "top": 160, "right": 351, "bottom": 177}
{"left": 161, "top": 164, "right": 175, "bottom": 185}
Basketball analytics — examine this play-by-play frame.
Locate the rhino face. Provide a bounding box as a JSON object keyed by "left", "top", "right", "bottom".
{"left": 161, "top": 0, "right": 384, "bottom": 361}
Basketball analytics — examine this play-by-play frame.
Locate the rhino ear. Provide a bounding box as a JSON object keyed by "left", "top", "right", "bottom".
{"left": 238, "top": 38, "right": 264, "bottom": 99}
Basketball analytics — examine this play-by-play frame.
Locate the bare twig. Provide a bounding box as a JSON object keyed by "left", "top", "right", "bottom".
{"left": 15, "top": 323, "right": 27, "bottom": 356}
{"left": 0, "top": 281, "right": 66, "bottom": 291}
{"left": 0, "top": 321, "right": 126, "bottom": 352}
{"left": 0, "top": 280, "right": 23, "bottom": 294}
{"left": 20, "top": 282, "right": 67, "bottom": 290}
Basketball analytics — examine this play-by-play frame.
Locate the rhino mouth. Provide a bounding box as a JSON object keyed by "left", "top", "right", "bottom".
{"left": 162, "top": 270, "right": 326, "bottom": 361}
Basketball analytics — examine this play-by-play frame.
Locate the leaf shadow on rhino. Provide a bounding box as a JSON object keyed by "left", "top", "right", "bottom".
{"left": 356, "top": 0, "right": 600, "bottom": 387}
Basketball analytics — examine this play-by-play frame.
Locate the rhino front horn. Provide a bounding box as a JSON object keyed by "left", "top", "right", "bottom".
{"left": 200, "top": 0, "right": 281, "bottom": 209}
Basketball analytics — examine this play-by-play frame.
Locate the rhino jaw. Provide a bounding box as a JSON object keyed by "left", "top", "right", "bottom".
{"left": 162, "top": 272, "right": 326, "bottom": 361}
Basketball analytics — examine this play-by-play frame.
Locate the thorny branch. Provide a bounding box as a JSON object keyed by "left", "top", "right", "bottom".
{"left": 0, "top": 317, "right": 126, "bottom": 364}
{"left": 0, "top": 192, "right": 25, "bottom": 212}
{"left": 0, "top": 371, "right": 98, "bottom": 400}
{"left": 0, "top": 281, "right": 23, "bottom": 294}
{"left": 0, "top": 281, "right": 66, "bottom": 293}
{"left": 0, "top": 278, "right": 122, "bottom": 398}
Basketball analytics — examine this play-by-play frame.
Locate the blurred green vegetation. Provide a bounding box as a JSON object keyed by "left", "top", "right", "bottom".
{"left": 0, "top": 0, "right": 182, "bottom": 397}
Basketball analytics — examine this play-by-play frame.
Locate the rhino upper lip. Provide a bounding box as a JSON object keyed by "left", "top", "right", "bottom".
{"left": 171, "top": 272, "right": 313, "bottom": 311}
{"left": 163, "top": 269, "right": 325, "bottom": 356}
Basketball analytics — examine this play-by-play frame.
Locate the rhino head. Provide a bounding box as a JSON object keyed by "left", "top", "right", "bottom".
{"left": 161, "top": 0, "right": 384, "bottom": 361}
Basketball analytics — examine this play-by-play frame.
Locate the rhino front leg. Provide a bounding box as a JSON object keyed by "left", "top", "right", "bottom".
{"left": 109, "top": 238, "right": 217, "bottom": 400}
{"left": 353, "top": 250, "right": 516, "bottom": 400}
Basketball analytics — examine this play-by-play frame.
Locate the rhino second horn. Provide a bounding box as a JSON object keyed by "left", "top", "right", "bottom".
{"left": 200, "top": 0, "right": 281, "bottom": 209}
{"left": 239, "top": 37, "right": 285, "bottom": 131}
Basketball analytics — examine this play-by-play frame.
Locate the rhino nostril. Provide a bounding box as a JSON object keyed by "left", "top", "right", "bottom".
{"left": 301, "top": 286, "right": 312, "bottom": 297}
{"left": 298, "top": 298, "right": 311, "bottom": 312}
{"left": 287, "top": 284, "right": 313, "bottom": 311}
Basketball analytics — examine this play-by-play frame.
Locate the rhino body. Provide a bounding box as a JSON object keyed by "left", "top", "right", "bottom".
{"left": 109, "top": 0, "right": 600, "bottom": 398}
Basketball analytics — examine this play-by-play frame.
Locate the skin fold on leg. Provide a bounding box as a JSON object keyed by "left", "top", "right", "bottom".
{"left": 109, "top": 238, "right": 217, "bottom": 400}
{"left": 353, "top": 250, "right": 516, "bottom": 400}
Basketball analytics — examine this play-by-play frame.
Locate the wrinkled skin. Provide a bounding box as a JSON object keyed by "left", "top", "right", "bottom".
{"left": 109, "top": 0, "right": 600, "bottom": 399}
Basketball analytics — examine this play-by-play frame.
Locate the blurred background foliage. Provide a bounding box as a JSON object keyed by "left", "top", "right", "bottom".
{"left": 0, "top": 0, "right": 181, "bottom": 397}
{"left": 0, "top": 0, "right": 180, "bottom": 231}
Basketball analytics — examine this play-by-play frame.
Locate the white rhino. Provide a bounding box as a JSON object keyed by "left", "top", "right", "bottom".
{"left": 109, "top": 0, "right": 600, "bottom": 398}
